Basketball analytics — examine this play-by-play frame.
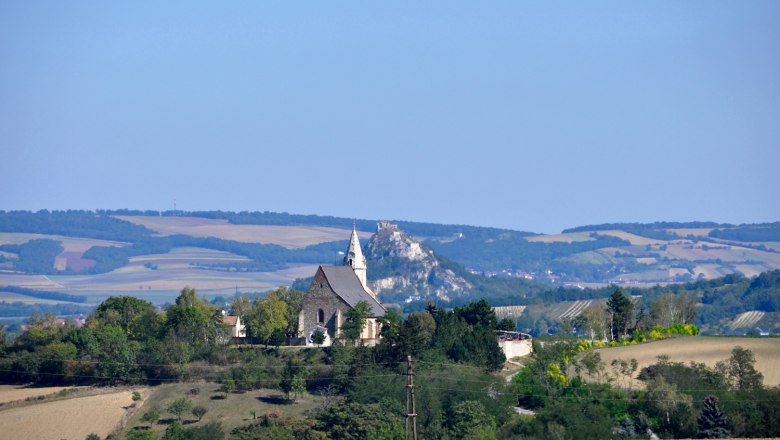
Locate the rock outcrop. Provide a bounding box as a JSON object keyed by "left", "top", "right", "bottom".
{"left": 366, "top": 221, "right": 471, "bottom": 302}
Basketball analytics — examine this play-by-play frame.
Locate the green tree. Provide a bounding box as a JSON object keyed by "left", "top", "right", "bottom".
{"left": 643, "top": 376, "right": 696, "bottom": 437}
{"left": 280, "top": 359, "right": 307, "bottom": 402}
{"left": 496, "top": 317, "right": 516, "bottom": 331}
{"left": 162, "top": 421, "right": 186, "bottom": 440}
{"left": 230, "top": 295, "right": 250, "bottom": 318}
{"left": 0, "top": 325, "right": 9, "bottom": 352}
{"left": 245, "top": 295, "right": 288, "bottom": 345}
{"left": 455, "top": 299, "right": 497, "bottom": 328}
{"left": 126, "top": 430, "right": 156, "bottom": 440}
{"left": 311, "top": 329, "right": 326, "bottom": 347}
{"left": 400, "top": 311, "right": 436, "bottom": 356}
{"left": 37, "top": 341, "right": 78, "bottom": 382}
{"left": 716, "top": 346, "right": 764, "bottom": 391}
{"left": 316, "top": 401, "right": 403, "bottom": 440}
{"left": 267, "top": 286, "right": 305, "bottom": 337}
{"left": 183, "top": 421, "right": 225, "bottom": 440}
{"left": 91, "top": 296, "right": 156, "bottom": 338}
{"left": 606, "top": 289, "right": 634, "bottom": 340}
{"left": 269, "top": 328, "right": 287, "bottom": 347}
{"left": 342, "top": 300, "right": 372, "bottom": 343}
{"left": 140, "top": 407, "right": 160, "bottom": 428}
{"left": 192, "top": 405, "right": 208, "bottom": 422}
{"left": 291, "top": 375, "right": 307, "bottom": 402}
{"left": 377, "top": 308, "right": 401, "bottom": 339}
{"left": 92, "top": 324, "right": 138, "bottom": 382}
{"left": 220, "top": 378, "right": 236, "bottom": 398}
{"left": 167, "top": 397, "right": 193, "bottom": 422}
{"left": 449, "top": 400, "right": 496, "bottom": 440}
{"left": 650, "top": 292, "right": 697, "bottom": 327}
{"left": 580, "top": 305, "right": 608, "bottom": 341}
{"left": 697, "top": 395, "right": 730, "bottom": 438}
{"left": 85, "top": 434, "right": 100, "bottom": 440}
{"left": 165, "top": 287, "right": 227, "bottom": 355}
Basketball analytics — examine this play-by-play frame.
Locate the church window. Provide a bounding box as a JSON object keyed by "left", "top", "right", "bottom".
{"left": 349, "top": 258, "right": 353, "bottom": 266}
{"left": 319, "top": 283, "right": 323, "bottom": 289}
{"left": 318, "top": 309, "right": 325, "bottom": 323}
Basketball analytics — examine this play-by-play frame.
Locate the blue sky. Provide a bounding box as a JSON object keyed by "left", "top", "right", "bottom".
{"left": 1, "top": 2, "right": 778, "bottom": 233}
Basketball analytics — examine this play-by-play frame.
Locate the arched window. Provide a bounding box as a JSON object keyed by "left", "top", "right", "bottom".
{"left": 348, "top": 258, "right": 353, "bottom": 267}
{"left": 367, "top": 320, "right": 374, "bottom": 338}
{"left": 318, "top": 309, "right": 325, "bottom": 323}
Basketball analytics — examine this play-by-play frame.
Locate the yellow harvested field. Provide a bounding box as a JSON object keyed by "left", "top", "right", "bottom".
{"left": 0, "top": 385, "right": 83, "bottom": 404}
{"left": 0, "top": 274, "right": 65, "bottom": 290}
{"left": 666, "top": 228, "right": 715, "bottom": 238}
{"left": 636, "top": 257, "right": 657, "bottom": 264}
{"left": 129, "top": 246, "right": 250, "bottom": 265}
{"left": 116, "top": 215, "right": 368, "bottom": 248}
{"left": 0, "top": 254, "right": 320, "bottom": 304}
{"left": 668, "top": 268, "right": 690, "bottom": 277}
{"left": 525, "top": 232, "right": 594, "bottom": 243}
{"left": 663, "top": 243, "right": 780, "bottom": 266}
{"left": 588, "top": 230, "right": 667, "bottom": 246}
{"left": 693, "top": 264, "right": 730, "bottom": 279}
{"left": 733, "top": 264, "right": 769, "bottom": 278}
{"left": 760, "top": 242, "right": 780, "bottom": 252}
{"left": 0, "top": 389, "right": 138, "bottom": 440}
{"left": 591, "top": 337, "right": 780, "bottom": 386}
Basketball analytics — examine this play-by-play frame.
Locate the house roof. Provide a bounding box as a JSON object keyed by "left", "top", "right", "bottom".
{"left": 319, "top": 266, "right": 385, "bottom": 316}
{"left": 222, "top": 316, "right": 239, "bottom": 326}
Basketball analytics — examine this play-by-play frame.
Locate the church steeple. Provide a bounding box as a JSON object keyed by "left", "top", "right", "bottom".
{"left": 344, "top": 223, "right": 368, "bottom": 288}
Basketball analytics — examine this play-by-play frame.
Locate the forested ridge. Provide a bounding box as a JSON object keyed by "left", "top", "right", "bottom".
{"left": 2, "top": 211, "right": 779, "bottom": 285}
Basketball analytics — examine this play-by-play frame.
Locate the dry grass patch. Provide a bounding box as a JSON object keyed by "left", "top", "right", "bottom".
{"left": 666, "top": 228, "right": 715, "bottom": 238}
{"left": 123, "top": 382, "right": 320, "bottom": 437}
{"left": 589, "top": 336, "right": 780, "bottom": 386}
{"left": 0, "top": 388, "right": 141, "bottom": 440}
{"left": 0, "top": 385, "right": 83, "bottom": 405}
{"left": 590, "top": 230, "right": 667, "bottom": 246}
{"left": 525, "top": 232, "right": 595, "bottom": 243}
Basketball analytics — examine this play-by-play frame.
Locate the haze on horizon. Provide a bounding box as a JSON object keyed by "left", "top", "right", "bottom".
{"left": 1, "top": 2, "right": 778, "bottom": 234}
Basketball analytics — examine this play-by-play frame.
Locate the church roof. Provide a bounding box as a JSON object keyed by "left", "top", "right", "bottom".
{"left": 320, "top": 265, "right": 385, "bottom": 316}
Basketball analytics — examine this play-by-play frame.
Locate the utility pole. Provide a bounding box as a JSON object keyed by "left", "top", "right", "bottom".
{"left": 405, "top": 355, "right": 418, "bottom": 440}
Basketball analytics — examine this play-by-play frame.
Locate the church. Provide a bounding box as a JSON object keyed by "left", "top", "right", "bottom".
{"left": 298, "top": 226, "right": 385, "bottom": 346}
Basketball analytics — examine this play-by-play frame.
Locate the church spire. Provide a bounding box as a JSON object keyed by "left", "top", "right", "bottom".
{"left": 344, "top": 223, "right": 368, "bottom": 288}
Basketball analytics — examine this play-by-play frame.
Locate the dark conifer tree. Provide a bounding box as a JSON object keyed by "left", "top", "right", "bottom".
{"left": 697, "top": 395, "right": 730, "bottom": 439}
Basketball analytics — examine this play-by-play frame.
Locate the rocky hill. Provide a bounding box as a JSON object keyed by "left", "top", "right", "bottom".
{"left": 366, "top": 221, "right": 471, "bottom": 302}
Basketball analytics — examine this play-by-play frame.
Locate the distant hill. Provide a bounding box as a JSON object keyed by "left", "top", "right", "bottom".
{"left": 1, "top": 210, "right": 780, "bottom": 336}
{"left": 1, "top": 210, "right": 779, "bottom": 301}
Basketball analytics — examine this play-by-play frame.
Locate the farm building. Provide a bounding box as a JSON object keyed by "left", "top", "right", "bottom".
{"left": 222, "top": 314, "right": 246, "bottom": 339}
{"left": 497, "top": 330, "right": 533, "bottom": 358}
{"left": 298, "top": 226, "right": 385, "bottom": 346}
